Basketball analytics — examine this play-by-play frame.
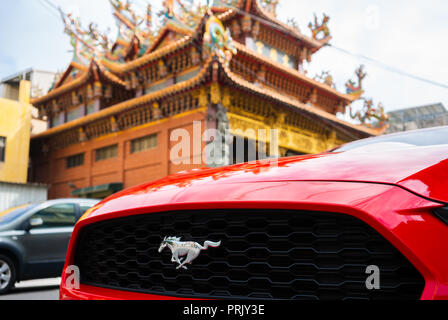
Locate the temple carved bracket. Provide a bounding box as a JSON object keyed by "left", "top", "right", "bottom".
{"left": 192, "top": 88, "right": 209, "bottom": 109}
{"left": 72, "top": 91, "right": 80, "bottom": 105}
{"left": 222, "top": 87, "right": 232, "bottom": 109}
{"left": 152, "top": 102, "right": 163, "bottom": 120}
{"left": 210, "top": 82, "right": 221, "bottom": 105}
{"left": 158, "top": 61, "right": 168, "bottom": 78}
{"left": 242, "top": 15, "right": 252, "bottom": 34}
{"left": 110, "top": 116, "right": 120, "bottom": 132}
{"left": 93, "top": 81, "right": 102, "bottom": 98}
{"left": 190, "top": 47, "right": 201, "bottom": 65}
{"left": 78, "top": 127, "right": 88, "bottom": 142}
{"left": 231, "top": 20, "right": 241, "bottom": 38}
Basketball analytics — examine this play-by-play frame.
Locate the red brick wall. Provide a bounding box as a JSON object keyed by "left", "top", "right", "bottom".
{"left": 31, "top": 110, "right": 207, "bottom": 199}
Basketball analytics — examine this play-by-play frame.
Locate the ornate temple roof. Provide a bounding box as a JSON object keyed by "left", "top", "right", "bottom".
{"left": 217, "top": 58, "right": 382, "bottom": 136}
{"left": 216, "top": 0, "right": 328, "bottom": 51}
{"left": 248, "top": 0, "right": 330, "bottom": 50}
{"left": 34, "top": 0, "right": 336, "bottom": 105}
{"left": 145, "top": 23, "right": 193, "bottom": 53}
{"left": 32, "top": 58, "right": 213, "bottom": 140}
{"left": 101, "top": 35, "right": 193, "bottom": 74}
{"left": 31, "top": 0, "right": 387, "bottom": 140}
{"left": 32, "top": 57, "right": 380, "bottom": 140}
{"left": 233, "top": 42, "right": 354, "bottom": 104}
{"left": 31, "top": 59, "right": 125, "bottom": 105}
{"left": 53, "top": 62, "right": 88, "bottom": 89}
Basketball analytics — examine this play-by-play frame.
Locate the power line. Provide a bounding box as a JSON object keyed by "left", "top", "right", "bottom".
{"left": 41, "top": 0, "right": 59, "bottom": 11}
{"left": 37, "top": 0, "right": 60, "bottom": 19}
{"left": 39, "top": 0, "right": 448, "bottom": 91}
{"left": 326, "top": 44, "right": 448, "bottom": 90}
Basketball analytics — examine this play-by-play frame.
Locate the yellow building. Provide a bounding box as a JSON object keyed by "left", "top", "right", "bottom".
{"left": 0, "top": 81, "right": 32, "bottom": 183}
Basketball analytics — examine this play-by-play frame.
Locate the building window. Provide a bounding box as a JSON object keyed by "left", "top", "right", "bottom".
{"left": 176, "top": 69, "right": 200, "bottom": 84}
{"left": 0, "top": 137, "right": 5, "bottom": 162}
{"left": 246, "top": 37, "right": 294, "bottom": 69}
{"left": 51, "top": 114, "right": 63, "bottom": 128}
{"left": 96, "top": 145, "right": 118, "bottom": 161}
{"left": 66, "top": 153, "right": 84, "bottom": 169}
{"left": 131, "top": 134, "right": 158, "bottom": 154}
{"left": 66, "top": 106, "right": 83, "bottom": 122}
{"left": 86, "top": 102, "right": 95, "bottom": 115}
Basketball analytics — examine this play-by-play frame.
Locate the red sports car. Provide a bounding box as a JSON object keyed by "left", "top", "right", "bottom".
{"left": 60, "top": 126, "right": 448, "bottom": 300}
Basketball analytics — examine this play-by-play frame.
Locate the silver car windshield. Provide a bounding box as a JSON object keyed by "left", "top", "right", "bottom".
{"left": 0, "top": 204, "right": 38, "bottom": 225}
{"left": 333, "top": 127, "right": 448, "bottom": 152}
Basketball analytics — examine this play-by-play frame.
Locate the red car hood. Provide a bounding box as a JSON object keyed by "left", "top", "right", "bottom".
{"left": 105, "top": 144, "right": 448, "bottom": 206}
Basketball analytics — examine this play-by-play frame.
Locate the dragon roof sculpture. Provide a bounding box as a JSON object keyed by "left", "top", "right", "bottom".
{"left": 203, "top": 12, "right": 237, "bottom": 65}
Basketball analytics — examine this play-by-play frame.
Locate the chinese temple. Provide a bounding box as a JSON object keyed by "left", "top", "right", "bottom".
{"left": 29, "top": 0, "right": 388, "bottom": 199}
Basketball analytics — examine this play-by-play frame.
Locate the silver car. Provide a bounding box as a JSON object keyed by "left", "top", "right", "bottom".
{"left": 0, "top": 198, "right": 100, "bottom": 294}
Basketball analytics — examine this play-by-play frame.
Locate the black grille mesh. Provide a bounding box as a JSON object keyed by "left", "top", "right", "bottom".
{"left": 74, "top": 210, "right": 425, "bottom": 300}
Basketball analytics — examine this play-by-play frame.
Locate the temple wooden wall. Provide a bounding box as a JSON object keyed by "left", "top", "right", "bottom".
{"left": 31, "top": 109, "right": 207, "bottom": 199}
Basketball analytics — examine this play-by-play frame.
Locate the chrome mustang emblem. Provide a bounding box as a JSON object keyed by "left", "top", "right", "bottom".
{"left": 158, "top": 236, "right": 222, "bottom": 270}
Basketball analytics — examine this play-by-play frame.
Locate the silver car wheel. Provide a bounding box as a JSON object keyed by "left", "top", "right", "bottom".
{"left": 0, "top": 260, "right": 12, "bottom": 290}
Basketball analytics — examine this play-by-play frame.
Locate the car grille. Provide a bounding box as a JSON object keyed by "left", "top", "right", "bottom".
{"left": 74, "top": 210, "right": 425, "bottom": 300}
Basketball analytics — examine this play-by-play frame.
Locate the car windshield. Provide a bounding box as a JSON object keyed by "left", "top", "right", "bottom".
{"left": 333, "top": 126, "right": 448, "bottom": 152}
{"left": 0, "top": 204, "right": 39, "bottom": 225}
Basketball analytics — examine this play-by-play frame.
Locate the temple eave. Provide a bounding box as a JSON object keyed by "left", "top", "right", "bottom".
{"left": 217, "top": 58, "right": 380, "bottom": 137}
{"left": 31, "top": 59, "right": 214, "bottom": 140}
{"left": 30, "top": 59, "right": 126, "bottom": 106}
{"left": 251, "top": 0, "right": 325, "bottom": 51}
{"left": 32, "top": 57, "right": 378, "bottom": 143}
{"left": 233, "top": 42, "right": 355, "bottom": 104}
{"left": 101, "top": 35, "right": 193, "bottom": 74}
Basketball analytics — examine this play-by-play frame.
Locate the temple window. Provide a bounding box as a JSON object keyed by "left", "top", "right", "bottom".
{"left": 258, "top": 42, "right": 267, "bottom": 55}
{"left": 270, "top": 47, "right": 278, "bottom": 61}
{"left": 246, "top": 37, "right": 256, "bottom": 51}
{"left": 176, "top": 69, "right": 200, "bottom": 84}
{"left": 86, "top": 102, "right": 96, "bottom": 115}
{"left": 66, "top": 153, "right": 84, "bottom": 169}
{"left": 130, "top": 134, "right": 158, "bottom": 154}
{"left": 0, "top": 137, "right": 6, "bottom": 162}
{"left": 145, "top": 81, "right": 168, "bottom": 94}
{"left": 245, "top": 37, "right": 294, "bottom": 68}
{"left": 66, "top": 105, "right": 84, "bottom": 122}
{"left": 95, "top": 145, "right": 118, "bottom": 162}
{"left": 51, "top": 113, "right": 64, "bottom": 128}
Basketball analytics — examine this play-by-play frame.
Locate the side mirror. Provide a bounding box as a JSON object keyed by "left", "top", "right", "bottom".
{"left": 27, "top": 217, "right": 44, "bottom": 231}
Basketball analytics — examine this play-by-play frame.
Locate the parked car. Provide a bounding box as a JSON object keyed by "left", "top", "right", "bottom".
{"left": 60, "top": 127, "right": 448, "bottom": 300}
{"left": 0, "top": 198, "right": 100, "bottom": 294}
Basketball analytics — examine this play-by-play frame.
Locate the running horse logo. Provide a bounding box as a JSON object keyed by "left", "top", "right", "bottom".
{"left": 158, "top": 236, "right": 222, "bottom": 270}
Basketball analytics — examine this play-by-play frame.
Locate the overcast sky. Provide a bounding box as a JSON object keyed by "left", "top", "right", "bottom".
{"left": 0, "top": 0, "right": 447, "bottom": 113}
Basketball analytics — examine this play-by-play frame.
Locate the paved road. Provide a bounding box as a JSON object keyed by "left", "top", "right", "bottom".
{"left": 0, "top": 278, "right": 60, "bottom": 300}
